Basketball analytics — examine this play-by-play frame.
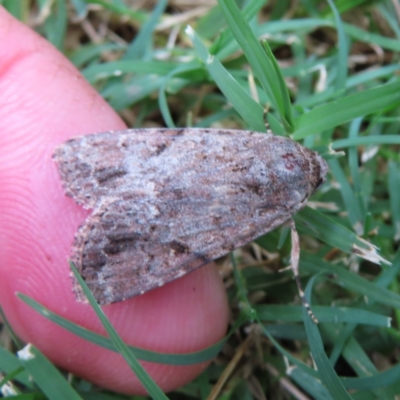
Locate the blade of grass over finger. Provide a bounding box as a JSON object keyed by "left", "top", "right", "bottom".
{"left": 17, "top": 293, "right": 243, "bottom": 366}
{"left": 68, "top": 263, "right": 169, "bottom": 400}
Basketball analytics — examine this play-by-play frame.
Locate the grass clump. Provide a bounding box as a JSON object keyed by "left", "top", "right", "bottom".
{"left": 2, "top": 0, "right": 400, "bottom": 399}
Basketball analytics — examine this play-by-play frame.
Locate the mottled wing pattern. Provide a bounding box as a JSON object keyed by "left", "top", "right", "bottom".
{"left": 54, "top": 129, "right": 328, "bottom": 304}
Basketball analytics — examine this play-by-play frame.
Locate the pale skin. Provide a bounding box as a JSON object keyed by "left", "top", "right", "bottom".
{"left": 0, "top": 7, "right": 229, "bottom": 395}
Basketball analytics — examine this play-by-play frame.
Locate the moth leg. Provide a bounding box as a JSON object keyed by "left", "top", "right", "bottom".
{"left": 290, "top": 220, "right": 318, "bottom": 324}
{"left": 262, "top": 104, "right": 272, "bottom": 132}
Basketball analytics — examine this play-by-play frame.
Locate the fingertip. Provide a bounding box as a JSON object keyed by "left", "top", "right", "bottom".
{"left": 0, "top": 7, "right": 229, "bottom": 395}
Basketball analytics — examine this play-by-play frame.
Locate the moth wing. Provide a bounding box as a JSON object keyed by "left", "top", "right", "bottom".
{"left": 73, "top": 193, "right": 289, "bottom": 305}
{"left": 57, "top": 128, "right": 327, "bottom": 304}
{"left": 54, "top": 129, "right": 214, "bottom": 207}
{"left": 54, "top": 129, "right": 279, "bottom": 207}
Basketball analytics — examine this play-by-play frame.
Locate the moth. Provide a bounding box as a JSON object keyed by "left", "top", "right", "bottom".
{"left": 54, "top": 128, "right": 328, "bottom": 305}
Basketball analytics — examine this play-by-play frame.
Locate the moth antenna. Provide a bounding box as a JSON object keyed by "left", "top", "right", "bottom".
{"left": 290, "top": 221, "right": 318, "bottom": 324}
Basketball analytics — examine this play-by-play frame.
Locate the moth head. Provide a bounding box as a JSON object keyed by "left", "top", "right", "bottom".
{"left": 275, "top": 147, "right": 328, "bottom": 213}
{"left": 295, "top": 151, "right": 328, "bottom": 210}
{"left": 310, "top": 153, "right": 328, "bottom": 194}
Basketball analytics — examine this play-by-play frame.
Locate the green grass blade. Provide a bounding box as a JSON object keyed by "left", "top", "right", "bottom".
{"left": 255, "top": 305, "right": 390, "bottom": 326}
{"left": 296, "top": 208, "right": 388, "bottom": 264}
{"left": 157, "top": 62, "right": 204, "bottom": 128}
{"left": 342, "top": 22, "right": 400, "bottom": 52}
{"left": 43, "top": 0, "right": 67, "bottom": 50}
{"left": 70, "top": 43, "right": 126, "bottom": 68}
{"left": 103, "top": 75, "right": 168, "bottom": 111}
{"left": 218, "top": 0, "right": 293, "bottom": 130}
{"left": 80, "top": 0, "right": 145, "bottom": 21}
{"left": 82, "top": 60, "right": 178, "bottom": 83}
{"left": 302, "top": 279, "right": 353, "bottom": 399}
{"left": 17, "top": 344, "right": 83, "bottom": 399}
{"left": 328, "top": 158, "right": 364, "bottom": 234}
{"left": 294, "top": 80, "right": 400, "bottom": 139}
{"left": 326, "top": 0, "right": 348, "bottom": 92}
{"left": 257, "top": 18, "right": 400, "bottom": 52}
{"left": 17, "top": 293, "right": 235, "bottom": 365}
{"left": 289, "top": 366, "right": 334, "bottom": 400}
{"left": 341, "top": 337, "right": 397, "bottom": 399}
{"left": 262, "top": 41, "right": 294, "bottom": 131}
{"left": 68, "top": 262, "right": 169, "bottom": 400}
{"left": 2, "top": 0, "right": 27, "bottom": 18}
{"left": 377, "top": 2, "right": 400, "bottom": 38}
{"left": 332, "top": 134, "right": 400, "bottom": 149}
{"left": 388, "top": 161, "right": 400, "bottom": 241}
{"left": 343, "top": 362, "right": 400, "bottom": 391}
{"left": 347, "top": 118, "right": 367, "bottom": 215}
{"left": 0, "top": 306, "right": 24, "bottom": 349}
{"left": 301, "top": 253, "right": 400, "bottom": 310}
{"left": 186, "top": 25, "right": 265, "bottom": 132}
{"left": 209, "top": 0, "right": 265, "bottom": 59}
{"left": 0, "top": 347, "right": 32, "bottom": 388}
{"left": 70, "top": 0, "right": 87, "bottom": 19}
{"left": 346, "top": 65, "right": 400, "bottom": 88}
{"left": 123, "top": 0, "right": 168, "bottom": 60}
{"left": 6, "top": 3, "right": 400, "bottom": 398}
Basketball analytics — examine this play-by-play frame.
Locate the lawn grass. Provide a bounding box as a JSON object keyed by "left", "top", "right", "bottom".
{"left": 2, "top": 0, "right": 400, "bottom": 399}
